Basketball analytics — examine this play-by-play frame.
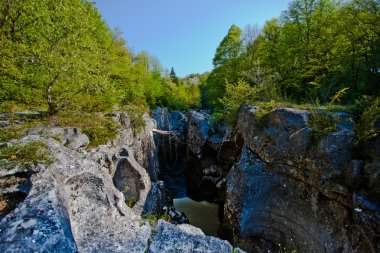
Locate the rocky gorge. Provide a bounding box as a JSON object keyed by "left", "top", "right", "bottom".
{"left": 0, "top": 105, "right": 379, "bottom": 252}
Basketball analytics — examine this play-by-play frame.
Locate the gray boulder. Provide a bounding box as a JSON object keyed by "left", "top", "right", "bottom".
{"left": 149, "top": 220, "right": 234, "bottom": 253}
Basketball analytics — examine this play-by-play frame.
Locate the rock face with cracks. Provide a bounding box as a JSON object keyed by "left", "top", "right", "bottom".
{"left": 221, "top": 104, "right": 380, "bottom": 253}
{"left": 0, "top": 114, "right": 237, "bottom": 253}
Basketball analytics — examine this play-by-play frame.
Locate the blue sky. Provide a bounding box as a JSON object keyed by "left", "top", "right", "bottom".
{"left": 95, "top": 0, "right": 292, "bottom": 77}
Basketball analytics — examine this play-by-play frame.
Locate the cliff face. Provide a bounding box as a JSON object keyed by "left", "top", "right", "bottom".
{"left": 221, "top": 104, "right": 380, "bottom": 252}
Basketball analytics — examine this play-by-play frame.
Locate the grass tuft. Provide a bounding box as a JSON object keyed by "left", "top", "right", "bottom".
{"left": 0, "top": 141, "right": 53, "bottom": 170}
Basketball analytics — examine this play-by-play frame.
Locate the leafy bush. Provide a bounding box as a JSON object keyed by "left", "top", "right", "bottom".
{"left": 219, "top": 80, "right": 256, "bottom": 125}
{"left": 308, "top": 111, "right": 338, "bottom": 144}
{"left": 142, "top": 212, "right": 172, "bottom": 226}
{"left": 122, "top": 101, "right": 148, "bottom": 133}
{"left": 0, "top": 141, "right": 52, "bottom": 170}
{"left": 354, "top": 97, "right": 380, "bottom": 146}
{"left": 307, "top": 88, "right": 349, "bottom": 144}
{"left": 51, "top": 113, "right": 120, "bottom": 148}
{"left": 125, "top": 196, "right": 137, "bottom": 208}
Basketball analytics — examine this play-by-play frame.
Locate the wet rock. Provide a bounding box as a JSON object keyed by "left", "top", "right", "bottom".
{"left": 363, "top": 159, "right": 380, "bottom": 203}
{"left": 143, "top": 181, "right": 168, "bottom": 216}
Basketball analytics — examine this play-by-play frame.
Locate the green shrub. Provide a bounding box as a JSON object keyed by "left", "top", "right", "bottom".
{"left": 0, "top": 141, "right": 52, "bottom": 170}
{"left": 308, "top": 110, "right": 338, "bottom": 144}
{"left": 122, "top": 101, "right": 148, "bottom": 133}
{"left": 354, "top": 97, "right": 380, "bottom": 146}
{"left": 125, "top": 196, "right": 137, "bottom": 208}
{"left": 142, "top": 212, "right": 172, "bottom": 226}
{"left": 51, "top": 113, "right": 120, "bottom": 148}
{"left": 0, "top": 129, "right": 21, "bottom": 142}
{"left": 219, "top": 80, "right": 257, "bottom": 125}
{"left": 307, "top": 88, "right": 349, "bottom": 144}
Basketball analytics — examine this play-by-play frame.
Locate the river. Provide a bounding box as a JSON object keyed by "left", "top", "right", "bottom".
{"left": 173, "top": 197, "right": 220, "bottom": 236}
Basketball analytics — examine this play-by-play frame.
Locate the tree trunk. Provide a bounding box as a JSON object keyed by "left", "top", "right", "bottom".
{"left": 46, "top": 74, "right": 60, "bottom": 115}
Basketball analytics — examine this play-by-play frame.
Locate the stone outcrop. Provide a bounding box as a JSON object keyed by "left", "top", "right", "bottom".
{"left": 221, "top": 104, "right": 380, "bottom": 252}
{"left": 150, "top": 220, "right": 238, "bottom": 253}
{"left": 0, "top": 113, "right": 236, "bottom": 252}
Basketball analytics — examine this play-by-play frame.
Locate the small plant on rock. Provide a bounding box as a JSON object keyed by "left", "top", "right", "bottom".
{"left": 308, "top": 88, "right": 349, "bottom": 144}
{"left": 142, "top": 212, "right": 172, "bottom": 226}
{"left": 354, "top": 97, "right": 380, "bottom": 146}
{"left": 125, "top": 195, "right": 137, "bottom": 208}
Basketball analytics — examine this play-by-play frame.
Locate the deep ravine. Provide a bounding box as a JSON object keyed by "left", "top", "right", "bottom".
{"left": 0, "top": 106, "right": 379, "bottom": 253}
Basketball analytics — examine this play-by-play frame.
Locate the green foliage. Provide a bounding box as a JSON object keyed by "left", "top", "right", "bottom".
{"left": 169, "top": 67, "right": 178, "bottom": 84}
{"left": 125, "top": 196, "right": 137, "bottom": 208}
{"left": 122, "top": 185, "right": 130, "bottom": 193}
{"left": 213, "top": 24, "right": 243, "bottom": 67}
{"left": 0, "top": 129, "right": 21, "bottom": 143}
{"left": 308, "top": 111, "right": 338, "bottom": 144}
{"left": 307, "top": 88, "right": 349, "bottom": 144}
{"left": 219, "top": 80, "right": 257, "bottom": 125}
{"left": 354, "top": 97, "right": 380, "bottom": 146}
{"left": 51, "top": 113, "right": 120, "bottom": 148}
{"left": 142, "top": 212, "right": 172, "bottom": 226}
{"left": 201, "top": 0, "right": 379, "bottom": 109}
{"left": 122, "top": 102, "right": 148, "bottom": 133}
{"left": 0, "top": 141, "right": 52, "bottom": 170}
{"left": 0, "top": 0, "right": 203, "bottom": 117}
{"left": 329, "top": 88, "right": 350, "bottom": 105}
{"left": 0, "top": 0, "right": 116, "bottom": 114}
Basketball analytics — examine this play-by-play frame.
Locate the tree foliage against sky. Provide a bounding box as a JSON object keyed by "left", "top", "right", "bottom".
{"left": 0, "top": 0, "right": 201, "bottom": 114}
{"left": 1, "top": 0, "right": 378, "bottom": 119}
{"left": 202, "top": 0, "right": 380, "bottom": 111}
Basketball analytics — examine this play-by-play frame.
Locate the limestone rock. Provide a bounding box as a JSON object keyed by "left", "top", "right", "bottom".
{"left": 149, "top": 220, "right": 234, "bottom": 253}
{"left": 0, "top": 116, "right": 237, "bottom": 252}
{"left": 27, "top": 127, "right": 89, "bottom": 150}
{"left": 0, "top": 135, "right": 151, "bottom": 252}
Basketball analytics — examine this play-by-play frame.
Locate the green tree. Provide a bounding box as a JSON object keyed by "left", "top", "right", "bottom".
{"left": 0, "top": 0, "right": 115, "bottom": 114}
{"left": 219, "top": 80, "right": 256, "bottom": 125}
{"left": 169, "top": 67, "right": 178, "bottom": 84}
{"left": 203, "top": 25, "right": 244, "bottom": 109}
{"left": 213, "top": 24, "right": 243, "bottom": 67}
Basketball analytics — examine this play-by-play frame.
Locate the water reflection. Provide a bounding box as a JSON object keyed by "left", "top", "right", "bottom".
{"left": 173, "top": 197, "right": 220, "bottom": 236}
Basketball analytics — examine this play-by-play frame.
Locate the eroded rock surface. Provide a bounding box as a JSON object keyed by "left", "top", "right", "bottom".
{"left": 221, "top": 104, "right": 380, "bottom": 252}
{"left": 149, "top": 220, "right": 235, "bottom": 253}
{"left": 0, "top": 114, "right": 236, "bottom": 252}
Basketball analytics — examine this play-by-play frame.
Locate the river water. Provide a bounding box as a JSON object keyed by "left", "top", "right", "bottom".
{"left": 173, "top": 197, "right": 220, "bottom": 236}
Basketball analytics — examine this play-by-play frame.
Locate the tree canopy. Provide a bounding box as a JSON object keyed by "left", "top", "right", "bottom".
{"left": 1, "top": 0, "right": 378, "bottom": 122}
{"left": 0, "top": 0, "right": 201, "bottom": 114}
{"left": 201, "top": 0, "right": 380, "bottom": 112}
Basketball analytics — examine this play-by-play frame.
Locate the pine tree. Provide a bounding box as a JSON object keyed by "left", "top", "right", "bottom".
{"left": 170, "top": 67, "right": 178, "bottom": 84}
